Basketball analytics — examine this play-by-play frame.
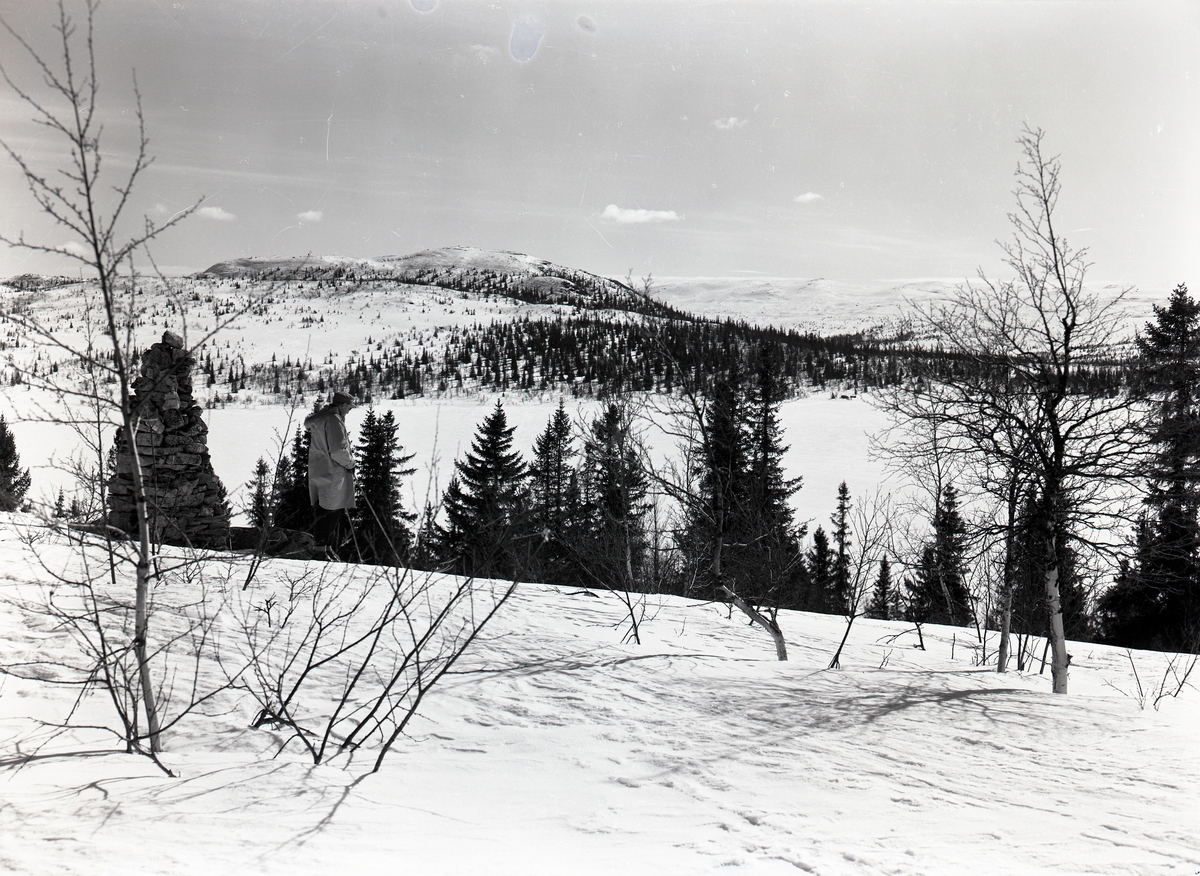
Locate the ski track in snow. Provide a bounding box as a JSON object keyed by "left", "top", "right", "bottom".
{"left": 1, "top": 531, "right": 1198, "bottom": 875}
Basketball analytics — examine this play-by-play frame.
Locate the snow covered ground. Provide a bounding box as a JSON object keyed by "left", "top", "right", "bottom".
{"left": 1, "top": 266, "right": 1189, "bottom": 873}
{"left": 0, "top": 522, "right": 1197, "bottom": 875}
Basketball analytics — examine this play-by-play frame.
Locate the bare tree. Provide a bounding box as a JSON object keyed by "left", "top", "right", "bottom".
{"left": 877, "top": 126, "right": 1139, "bottom": 693}
{"left": 236, "top": 561, "right": 514, "bottom": 774}
{"left": 0, "top": 1, "right": 203, "bottom": 752}
{"left": 828, "top": 489, "right": 896, "bottom": 669}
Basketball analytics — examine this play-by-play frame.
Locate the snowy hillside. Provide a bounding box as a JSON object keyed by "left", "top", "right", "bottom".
{"left": 0, "top": 521, "right": 1196, "bottom": 875}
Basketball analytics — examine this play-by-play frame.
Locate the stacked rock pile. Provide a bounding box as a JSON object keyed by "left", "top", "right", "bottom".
{"left": 106, "top": 330, "right": 230, "bottom": 547}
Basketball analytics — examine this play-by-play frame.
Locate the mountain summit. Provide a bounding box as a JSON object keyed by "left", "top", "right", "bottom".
{"left": 199, "top": 246, "right": 673, "bottom": 316}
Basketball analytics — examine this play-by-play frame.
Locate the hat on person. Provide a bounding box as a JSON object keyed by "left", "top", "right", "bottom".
{"left": 330, "top": 391, "right": 356, "bottom": 407}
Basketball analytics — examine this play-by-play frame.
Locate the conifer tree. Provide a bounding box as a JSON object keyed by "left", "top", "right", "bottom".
{"left": 578, "top": 402, "right": 649, "bottom": 591}
{"left": 352, "top": 408, "right": 416, "bottom": 565}
{"left": 527, "top": 400, "right": 580, "bottom": 584}
{"left": 905, "top": 484, "right": 972, "bottom": 626}
{"left": 806, "top": 525, "right": 833, "bottom": 613}
{"left": 273, "top": 425, "right": 311, "bottom": 530}
{"left": 742, "top": 343, "right": 806, "bottom": 607}
{"left": 680, "top": 373, "right": 748, "bottom": 601}
{"left": 1099, "top": 284, "right": 1200, "bottom": 650}
{"left": 245, "top": 457, "right": 274, "bottom": 529}
{"left": 438, "top": 401, "right": 528, "bottom": 579}
{"left": 1010, "top": 492, "right": 1091, "bottom": 641}
{"left": 865, "top": 555, "right": 894, "bottom": 620}
{"left": 829, "top": 482, "right": 853, "bottom": 613}
{"left": 409, "top": 502, "right": 441, "bottom": 572}
{"left": 0, "top": 414, "right": 31, "bottom": 512}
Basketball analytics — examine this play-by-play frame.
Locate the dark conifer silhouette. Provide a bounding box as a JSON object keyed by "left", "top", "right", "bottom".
{"left": 245, "top": 457, "right": 273, "bottom": 529}
{"left": 1099, "top": 284, "right": 1200, "bottom": 651}
{"left": 806, "top": 526, "right": 833, "bottom": 614}
{"left": 274, "top": 425, "right": 312, "bottom": 531}
{"left": 741, "top": 344, "right": 807, "bottom": 608}
{"left": 905, "top": 484, "right": 972, "bottom": 627}
{"left": 0, "top": 414, "right": 31, "bottom": 512}
{"left": 679, "top": 373, "right": 748, "bottom": 602}
{"left": 438, "top": 401, "right": 528, "bottom": 579}
{"left": 352, "top": 408, "right": 416, "bottom": 565}
{"left": 829, "top": 482, "right": 853, "bottom": 614}
{"left": 577, "top": 402, "right": 649, "bottom": 592}
{"left": 527, "top": 401, "right": 581, "bottom": 585}
{"left": 865, "top": 556, "right": 894, "bottom": 620}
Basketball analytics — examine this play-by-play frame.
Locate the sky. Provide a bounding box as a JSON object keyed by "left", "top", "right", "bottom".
{"left": 0, "top": 0, "right": 1197, "bottom": 288}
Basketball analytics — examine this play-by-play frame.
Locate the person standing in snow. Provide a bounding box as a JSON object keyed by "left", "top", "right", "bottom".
{"left": 305, "top": 391, "right": 357, "bottom": 558}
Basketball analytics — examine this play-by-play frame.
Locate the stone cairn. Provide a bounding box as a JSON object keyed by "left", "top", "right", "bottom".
{"left": 106, "top": 330, "right": 230, "bottom": 547}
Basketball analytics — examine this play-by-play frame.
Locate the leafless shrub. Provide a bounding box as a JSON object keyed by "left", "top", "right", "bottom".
{"left": 235, "top": 561, "right": 514, "bottom": 774}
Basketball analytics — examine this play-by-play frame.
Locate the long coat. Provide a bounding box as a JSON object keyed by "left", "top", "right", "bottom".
{"left": 305, "top": 406, "right": 356, "bottom": 510}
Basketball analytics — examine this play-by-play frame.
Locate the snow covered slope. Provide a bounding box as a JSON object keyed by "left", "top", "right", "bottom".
{"left": 0, "top": 523, "right": 1196, "bottom": 875}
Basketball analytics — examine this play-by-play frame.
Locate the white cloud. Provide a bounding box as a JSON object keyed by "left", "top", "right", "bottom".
{"left": 298, "top": 210, "right": 323, "bottom": 223}
{"left": 713, "top": 117, "right": 748, "bottom": 130}
{"left": 794, "top": 192, "right": 823, "bottom": 204}
{"left": 199, "top": 206, "right": 236, "bottom": 222}
{"left": 601, "top": 204, "right": 680, "bottom": 224}
{"left": 61, "top": 241, "right": 87, "bottom": 257}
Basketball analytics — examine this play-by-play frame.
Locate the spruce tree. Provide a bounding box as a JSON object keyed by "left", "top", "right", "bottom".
{"left": 578, "top": 402, "right": 649, "bottom": 591}
{"left": 246, "top": 457, "right": 274, "bottom": 529}
{"left": 805, "top": 525, "right": 833, "bottom": 613}
{"left": 1100, "top": 284, "right": 1200, "bottom": 650}
{"left": 742, "top": 343, "right": 806, "bottom": 607}
{"left": 352, "top": 408, "right": 416, "bottom": 565}
{"left": 829, "top": 482, "right": 853, "bottom": 613}
{"left": 439, "top": 401, "right": 528, "bottom": 579}
{"left": 681, "top": 373, "right": 748, "bottom": 601}
{"left": 527, "top": 400, "right": 580, "bottom": 584}
{"left": 865, "top": 555, "right": 894, "bottom": 620}
{"left": 0, "top": 414, "right": 31, "bottom": 512}
{"left": 273, "top": 425, "right": 311, "bottom": 530}
{"left": 409, "top": 502, "right": 441, "bottom": 572}
{"left": 905, "top": 484, "right": 972, "bottom": 626}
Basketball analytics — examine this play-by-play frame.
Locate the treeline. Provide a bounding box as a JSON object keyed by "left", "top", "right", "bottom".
{"left": 239, "top": 343, "right": 1110, "bottom": 649}
{"left": 212, "top": 311, "right": 1129, "bottom": 408}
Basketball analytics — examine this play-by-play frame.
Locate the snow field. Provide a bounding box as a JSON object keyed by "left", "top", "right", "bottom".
{"left": 0, "top": 385, "right": 892, "bottom": 534}
{"left": 0, "top": 522, "right": 1197, "bottom": 876}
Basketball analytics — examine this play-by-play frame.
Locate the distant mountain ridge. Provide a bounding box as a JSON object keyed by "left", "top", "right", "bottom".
{"left": 199, "top": 246, "right": 682, "bottom": 319}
